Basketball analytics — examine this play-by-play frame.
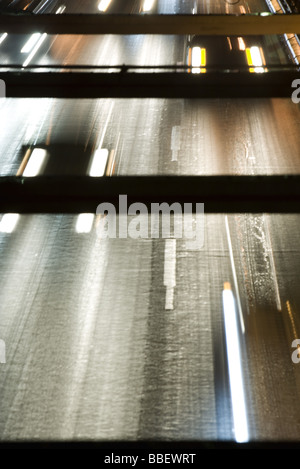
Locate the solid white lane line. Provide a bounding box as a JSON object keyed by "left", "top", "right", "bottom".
{"left": 164, "top": 239, "right": 176, "bottom": 310}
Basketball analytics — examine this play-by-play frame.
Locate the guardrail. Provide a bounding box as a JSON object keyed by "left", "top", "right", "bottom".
{"left": 0, "top": 13, "right": 300, "bottom": 35}
{"left": 1, "top": 69, "right": 299, "bottom": 98}
{"left": 0, "top": 175, "right": 299, "bottom": 213}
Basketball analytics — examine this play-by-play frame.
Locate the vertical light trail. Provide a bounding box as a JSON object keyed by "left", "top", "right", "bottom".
{"left": 88, "top": 101, "right": 114, "bottom": 176}
{"left": 225, "top": 215, "right": 245, "bottom": 333}
{"left": 222, "top": 282, "right": 249, "bottom": 443}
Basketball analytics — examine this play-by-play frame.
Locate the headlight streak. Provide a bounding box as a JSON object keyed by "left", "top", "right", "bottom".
{"left": 222, "top": 282, "right": 249, "bottom": 443}
{"left": 22, "top": 148, "right": 47, "bottom": 177}
{"left": 143, "top": 0, "right": 155, "bottom": 12}
{"left": 227, "top": 37, "right": 233, "bottom": 51}
{"left": 98, "top": 0, "right": 112, "bottom": 12}
{"left": 77, "top": 145, "right": 109, "bottom": 233}
{"left": 21, "top": 33, "right": 41, "bottom": 53}
{"left": 88, "top": 101, "right": 114, "bottom": 178}
{"left": 88, "top": 148, "right": 109, "bottom": 177}
{"left": 22, "top": 33, "right": 47, "bottom": 68}
{"left": 0, "top": 33, "right": 7, "bottom": 46}
{"left": 191, "top": 46, "right": 206, "bottom": 74}
{"left": 75, "top": 213, "right": 95, "bottom": 234}
{"left": 143, "top": 0, "right": 155, "bottom": 11}
{"left": 246, "top": 46, "right": 266, "bottom": 73}
{"left": 237, "top": 37, "right": 246, "bottom": 51}
{"left": 56, "top": 5, "right": 66, "bottom": 14}
{"left": 0, "top": 214, "right": 20, "bottom": 233}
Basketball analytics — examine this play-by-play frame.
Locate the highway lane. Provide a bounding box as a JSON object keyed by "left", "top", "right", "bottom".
{"left": 1, "top": 210, "right": 300, "bottom": 441}
{"left": 0, "top": 213, "right": 241, "bottom": 440}
{"left": 0, "top": 0, "right": 300, "bottom": 444}
{"left": 1, "top": 97, "right": 300, "bottom": 178}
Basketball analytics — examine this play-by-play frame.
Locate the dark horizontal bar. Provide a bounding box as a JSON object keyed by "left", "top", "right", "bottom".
{"left": 0, "top": 440, "right": 300, "bottom": 449}
{"left": 0, "top": 13, "right": 300, "bottom": 35}
{"left": 2, "top": 63, "right": 299, "bottom": 71}
{"left": 2, "top": 71, "right": 299, "bottom": 98}
{"left": 0, "top": 175, "right": 300, "bottom": 213}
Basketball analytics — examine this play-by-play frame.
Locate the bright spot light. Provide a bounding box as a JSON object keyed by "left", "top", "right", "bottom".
{"left": 23, "top": 148, "right": 47, "bottom": 177}
{"left": 192, "top": 47, "right": 201, "bottom": 69}
{"left": 0, "top": 214, "right": 20, "bottom": 233}
{"left": 89, "top": 148, "right": 109, "bottom": 177}
{"left": 143, "top": 0, "right": 155, "bottom": 11}
{"left": 249, "top": 46, "right": 263, "bottom": 66}
{"left": 191, "top": 47, "right": 206, "bottom": 74}
{"left": 98, "top": 0, "right": 112, "bottom": 11}
{"left": 21, "top": 33, "right": 41, "bottom": 53}
{"left": 246, "top": 46, "right": 265, "bottom": 73}
{"left": 75, "top": 213, "right": 95, "bottom": 233}
{"left": 22, "top": 33, "right": 47, "bottom": 67}
{"left": 0, "top": 33, "right": 7, "bottom": 46}
{"left": 222, "top": 282, "right": 249, "bottom": 443}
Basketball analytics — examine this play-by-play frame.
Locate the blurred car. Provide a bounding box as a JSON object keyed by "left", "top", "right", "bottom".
{"left": 186, "top": 35, "right": 266, "bottom": 73}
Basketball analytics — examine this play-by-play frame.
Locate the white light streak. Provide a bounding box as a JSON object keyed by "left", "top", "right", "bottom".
{"left": 143, "top": 0, "right": 155, "bottom": 11}
{"left": 222, "top": 282, "right": 249, "bottom": 443}
{"left": 98, "top": 0, "right": 112, "bottom": 11}
{"left": 0, "top": 33, "right": 7, "bottom": 46}
{"left": 23, "top": 148, "right": 47, "bottom": 177}
{"left": 75, "top": 213, "right": 95, "bottom": 233}
{"left": 21, "top": 33, "right": 41, "bottom": 53}
{"left": 238, "top": 37, "right": 246, "bottom": 51}
{"left": 22, "top": 33, "right": 47, "bottom": 67}
{"left": 56, "top": 5, "right": 66, "bottom": 14}
{"left": 224, "top": 215, "right": 245, "bottom": 333}
{"left": 0, "top": 213, "right": 20, "bottom": 233}
{"left": 89, "top": 148, "right": 109, "bottom": 177}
